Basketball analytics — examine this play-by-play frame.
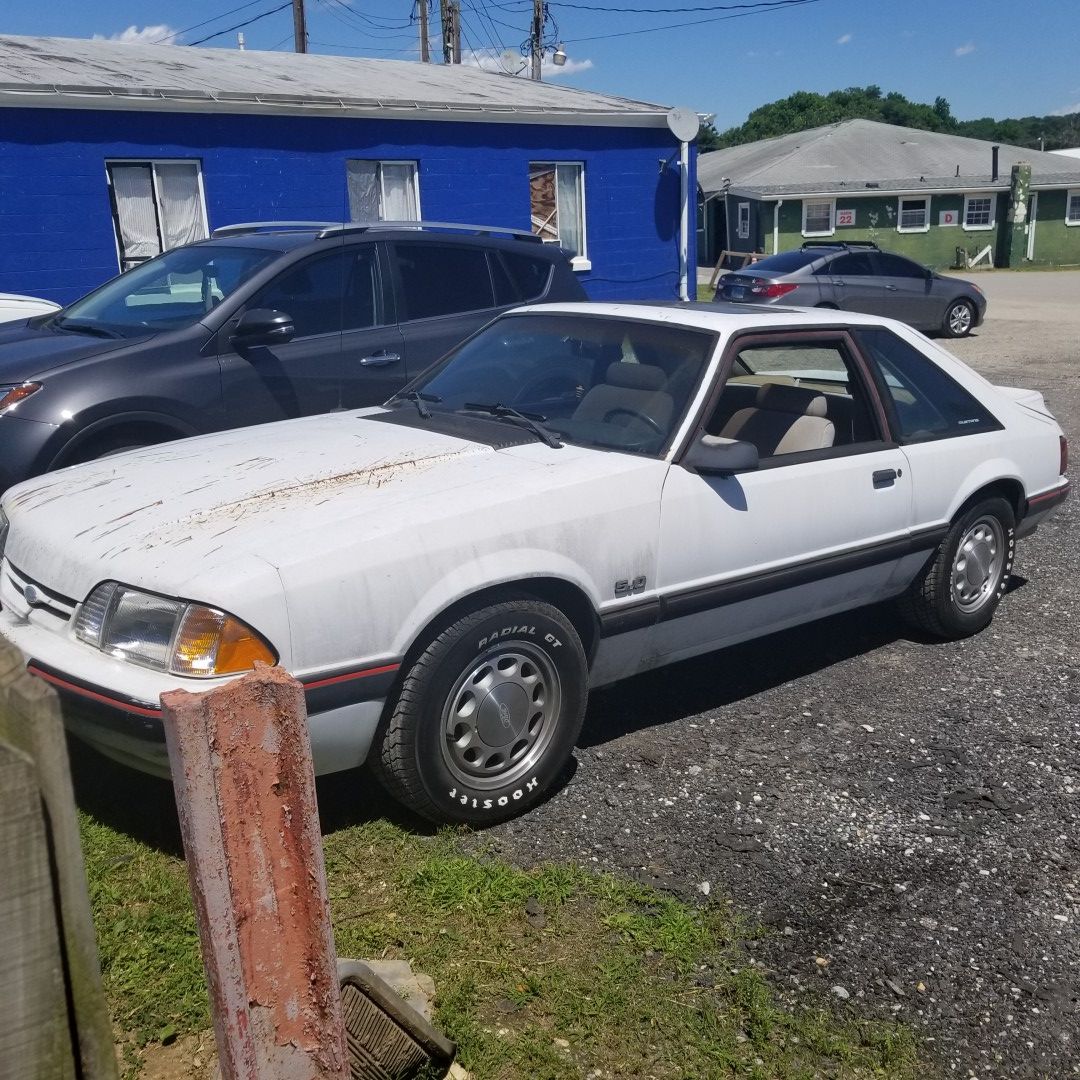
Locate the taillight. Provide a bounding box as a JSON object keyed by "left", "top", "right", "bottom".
{"left": 1061, "top": 435, "right": 1069, "bottom": 476}
{"left": 750, "top": 280, "right": 799, "bottom": 298}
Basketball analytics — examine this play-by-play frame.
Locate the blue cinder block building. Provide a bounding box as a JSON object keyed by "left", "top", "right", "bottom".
{"left": 0, "top": 35, "right": 698, "bottom": 305}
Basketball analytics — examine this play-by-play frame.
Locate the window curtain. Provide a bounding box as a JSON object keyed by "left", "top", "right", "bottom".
{"left": 155, "top": 163, "right": 207, "bottom": 250}
{"left": 347, "top": 161, "right": 381, "bottom": 221}
{"left": 380, "top": 164, "right": 419, "bottom": 221}
{"left": 555, "top": 165, "right": 583, "bottom": 256}
{"left": 110, "top": 165, "right": 161, "bottom": 267}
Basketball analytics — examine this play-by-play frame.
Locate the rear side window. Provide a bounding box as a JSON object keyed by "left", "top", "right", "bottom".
{"left": 820, "top": 252, "right": 875, "bottom": 276}
{"left": 854, "top": 327, "right": 1000, "bottom": 441}
{"left": 395, "top": 243, "right": 495, "bottom": 320}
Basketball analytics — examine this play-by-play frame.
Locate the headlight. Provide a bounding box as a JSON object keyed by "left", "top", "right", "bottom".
{"left": 0, "top": 382, "right": 42, "bottom": 414}
{"left": 74, "top": 582, "right": 276, "bottom": 677}
{"left": 0, "top": 507, "right": 8, "bottom": 563}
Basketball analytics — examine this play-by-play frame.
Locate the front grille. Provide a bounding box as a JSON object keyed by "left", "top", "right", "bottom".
{"left": 4, "top": 562, "right": 78, "bottom": 623}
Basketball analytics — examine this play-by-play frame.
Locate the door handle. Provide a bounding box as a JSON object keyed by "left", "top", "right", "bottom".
{"left": 832, "top": 279, "right": 846, "bottom": 286}
{"left": 358, "top": 352, "right": 401, "bottom": 367}
{"left": 873, "top": 468, "right": 899, "bottom": 488}
{"left": 884, "top": 284, "right": 899, "bottom": 291}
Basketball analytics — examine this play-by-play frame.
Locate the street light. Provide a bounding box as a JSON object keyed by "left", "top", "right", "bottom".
{"left": 552, "top": 43, "right": 567, "bottom": 66}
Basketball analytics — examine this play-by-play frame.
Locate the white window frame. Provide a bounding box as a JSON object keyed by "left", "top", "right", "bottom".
{"left": 104, "top": 158, "right": 210, "bottom": 272}
{"left": 963, "top": 192, "right": 996, "bottom": 231}
{"left": 737, "top": 201, "right": 751, "bottom": 240}
{"left": 529, "top": 161, "right": 589, "bottom": 271}
{"left": 346, "top": 159, "right": 421, "bottom": 222}
{"left": 897, "top": 196, "right": 930, "bottom": 233}
{"left": 1066, "top": 189, "right": 1080, "bottom": 226}
{"left": 801, "top": 198, "right": 835, "bottom": 237}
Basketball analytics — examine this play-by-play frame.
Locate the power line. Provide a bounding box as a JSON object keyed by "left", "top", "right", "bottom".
{"left": 555, "top": 0, "right": 816, "bottom": 12}
{"left": 152, "top": 0, "right": 269, "bottom": 43}
{"left": 187, "top": 1, "right": 295, "bottom": 46}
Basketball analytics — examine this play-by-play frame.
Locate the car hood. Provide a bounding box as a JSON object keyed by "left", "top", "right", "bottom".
{"left": 0, "top": 321, "right": 137, "bottom": 381}
{"left": 2, "top": 409, "right": 569, "bottom": 601}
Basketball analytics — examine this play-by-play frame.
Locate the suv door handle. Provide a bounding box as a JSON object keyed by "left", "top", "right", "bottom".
{"left": 358, "top": 351, "right": 401, "bottom": 367}
{"left": 884, "top": 284, "right": 899, "bottom": 291}
{"left": 873, "top": 468, "right": 899, "bottom": 488}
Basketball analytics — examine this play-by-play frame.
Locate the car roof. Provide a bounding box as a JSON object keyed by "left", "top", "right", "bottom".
{"left": 512, "top": 300, "right": 901, "bottom": 333}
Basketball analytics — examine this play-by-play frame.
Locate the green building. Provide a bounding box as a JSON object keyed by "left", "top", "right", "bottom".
{"left": 698, "top": 119, "right": 1080, "bottom": 270}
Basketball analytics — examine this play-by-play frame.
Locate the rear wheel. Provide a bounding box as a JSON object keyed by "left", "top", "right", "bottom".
{"left": 372, "top": 597, "right": 588, "bottom": 825}
{"left": 898, "top": 496, "right": 1015, "bottom": 639}
{"left": 943, "top": 299, "right": 975, "bottom": 338}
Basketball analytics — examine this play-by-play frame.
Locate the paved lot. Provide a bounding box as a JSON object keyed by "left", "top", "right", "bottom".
{"left": 481, "top": 272, "right": 1080, "bottom": 1079}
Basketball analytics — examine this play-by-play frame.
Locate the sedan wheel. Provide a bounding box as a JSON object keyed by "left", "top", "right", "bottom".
{"left": 944, "top": 299, "right": 975, "bottom": 338}
{"left": 372, "top": 597, "right": 588, "bottom": 824}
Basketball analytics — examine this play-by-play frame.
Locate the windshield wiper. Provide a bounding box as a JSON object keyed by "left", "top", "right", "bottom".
{"left": 403, "top": 390, "right": 440, "bottom": 419}
{"left": 53, "top": 318, "right": 122, "bottom": 340}
{"left": 463, "top": 402, "right": 563, "bottom": 449}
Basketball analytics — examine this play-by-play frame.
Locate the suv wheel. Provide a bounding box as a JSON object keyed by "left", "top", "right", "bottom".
{"left": 943, "top": 299, "right": 975, "bottom": 338}
{"left": 373, "top": 597, "right": 588, "bottom": 824}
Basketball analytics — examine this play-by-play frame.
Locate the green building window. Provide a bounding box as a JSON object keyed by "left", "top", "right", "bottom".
{"left": 963, "top": 194, "right": 995, "bottom": 230}
{"left": 802, "top": 199, "right": 835, "bottom": 237}
{"left": 1066, "top": 190, "right": 1080, "bottom": 226}
{"left": 897, "top": 196, "right": 930, "bottom": 233}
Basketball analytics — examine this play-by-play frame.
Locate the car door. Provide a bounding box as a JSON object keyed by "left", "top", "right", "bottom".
{"left": 872, "top": 252, "right": 935, "bottom": 327}
{"left": 219, "top": 247, "right": 346, "bottom": 425}
{"left": 814, "top": 251, "right": 883, "bottom": 314}
{"left": 652, "top": 331, "right": 913, "bottom": 665}
{"left": 389, "top": 241, "right": 503, "bottom": 382}
{"left": 339, "top": 242, "right": 409, "bottom": 408}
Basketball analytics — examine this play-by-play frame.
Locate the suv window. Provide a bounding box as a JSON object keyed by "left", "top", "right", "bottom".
{"left": 395, "top": 243, "right": 495, "bottom": 320}
{"left": 854, "top": 327, "right": 1000, "bottom": 441}
{"left": 873, "top": 253, "right": 926, "bottom": 279}
{"left": 499, "top": 251, "right": 553, "bottom": 303}
{"left": 342, "top": 247, "right": 381, "bottom": 331}
{"left": 821, "top": 252, "right": 875, "bottom": 276}
{"left": 251, "top": 251, "right": 346, "bottom": 338}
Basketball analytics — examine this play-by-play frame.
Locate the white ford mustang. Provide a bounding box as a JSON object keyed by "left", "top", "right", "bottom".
{"left": 0, "top": 303, "right": 1069, "bottom": 824}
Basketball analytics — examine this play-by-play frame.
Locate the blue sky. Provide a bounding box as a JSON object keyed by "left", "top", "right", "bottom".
{"left": 5, "top": 0, "right": 1079, "bottom": 130}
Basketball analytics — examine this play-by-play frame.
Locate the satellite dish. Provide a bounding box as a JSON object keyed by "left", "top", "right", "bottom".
{"left": 666, "top": 106, "right": 700, "bottom": 143}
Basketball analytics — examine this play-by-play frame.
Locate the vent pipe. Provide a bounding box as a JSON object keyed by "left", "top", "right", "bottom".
{"left": 992, "top": 145, "right": 1000, "bottom": 182}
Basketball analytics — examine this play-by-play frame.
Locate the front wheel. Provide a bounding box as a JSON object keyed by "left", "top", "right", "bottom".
{"left": 898, "top": 496, "right": 1015, "bottom": 639}
{"left": 943, "top": 299, "right": 975, "bottom": 338}
{"left": 372, "top": 597, "right": 588, "bottom": 825}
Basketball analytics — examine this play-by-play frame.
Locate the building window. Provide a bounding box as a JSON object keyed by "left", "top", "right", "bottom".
{"left": 529, "top": 162, "right": 586, "bottom": 263}
{"left": 737, "top": 202, "right": 751, "bottom": 240}
{"left": 347, "top": 161, "right": 420, "bottom": 222}
{"left": 802, "top": 199, "right": 835, "bottom": 237}
{"left": 963, "top": 194, "right": 995, "bottom": 230}
{"left": 897, "top": 196, "right": 930, "bottom": 232}
{"left": 1066, "top": 190, "right": 1080, "bottom": 226}
{"left": 106, "top": 160, "right": 208, "bottom": 271}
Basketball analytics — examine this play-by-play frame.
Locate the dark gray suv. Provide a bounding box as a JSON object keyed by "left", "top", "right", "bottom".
{"left": 0, "top": 222, "right": 585, "bottom": 492}
{"left": 714, "top": 242, "right": 987, "bottom": 337}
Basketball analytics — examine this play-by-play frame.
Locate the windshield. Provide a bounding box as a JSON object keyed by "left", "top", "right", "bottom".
{"left": 57, "top": 244, "right": 278, "bottom": 335}
{"left": 402, "top": 312, "right": 717, "bottom": 455}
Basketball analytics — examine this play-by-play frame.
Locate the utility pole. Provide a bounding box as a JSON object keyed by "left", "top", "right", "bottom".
{"left": 417, "top": 0, "right": 430, "bottom": 62}
{"left": 292, "top": 0, "right": 308, "bottom": 53}
{"left": 439, "top": 0, "right": 451, "bottom": 63}
{"left": 530, "top": 0, "right": 543, "bottom": 80}
{"left": 451, "top": 0, "right": 461, "bottom": 63}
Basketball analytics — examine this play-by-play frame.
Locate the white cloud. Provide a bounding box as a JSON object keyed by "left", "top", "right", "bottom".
{"left": 1051, "top": 102, "right": 1080, "bottom": 116}
{"left": 461, "top": 48, "right": 593, "bottom": 77}
{"left": 93, "top": 24, "right": 178, "bottom": 45}
{"left": 953, "top": 42, "right": 976, "bottom": 57}
{"left": 836, "top": 33, "right": 852, "bottom": 45}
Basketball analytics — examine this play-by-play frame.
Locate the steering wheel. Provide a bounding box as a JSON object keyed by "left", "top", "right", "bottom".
{"left": 602, "top": 407, "right": 665, "bottom": 438}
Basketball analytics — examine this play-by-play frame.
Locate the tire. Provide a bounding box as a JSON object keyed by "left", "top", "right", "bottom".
{"left": 372, "top": 597, "right": 588, "bottom": 825}
{"left": 943, "top": 298, "right": 975, "bottom": 338}
{"left": 898, "top": 496, "right": 1016, "bottom": 639}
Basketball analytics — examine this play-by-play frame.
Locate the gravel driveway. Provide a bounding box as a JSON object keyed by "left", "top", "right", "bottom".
{"left": 481, "top": 271, "right": 1080, "bottom": 1080}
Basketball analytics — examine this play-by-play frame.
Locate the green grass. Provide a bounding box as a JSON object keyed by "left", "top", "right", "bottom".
{"left": 84, "top": 813, "right": 922, "bottom": 1078}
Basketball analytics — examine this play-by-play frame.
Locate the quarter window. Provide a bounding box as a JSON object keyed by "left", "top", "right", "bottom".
{"left": 1066, "top": 189, "right": 1080, "bottom": 226}
{"left": 529, "top": 162, "right": 586, "bottom": 258}
{"left": 492, "top": 251, "right": 553, "bottom": 305}
{"left": 347, "top": 160, "right": 420, "bottom": 222}
{"left": 963, "top": 194, "right": 995, "bottom": 230}
{"left": 854, "top": 326, "right": 1000, "bottom": 441}
{"left": 395, "top": 244, "right": 494, "bottom": 319}
{"left": 106, "top": 160, "right": 208, "bottom": 271}
{"left": 802, "top": 199, "right": 835, "bottom": 237}
{"left": 898, "top": 196, "right": 930, "bottom": 232}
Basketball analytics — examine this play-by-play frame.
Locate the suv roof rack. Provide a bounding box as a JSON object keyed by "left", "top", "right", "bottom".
{"left": 211, "top": 220, "right": 544, "bottom": 244}
{"left": 800, "top": 240, "right": 880, "bottom": 251}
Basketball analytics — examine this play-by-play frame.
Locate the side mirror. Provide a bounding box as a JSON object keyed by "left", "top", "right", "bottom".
{"left": 231, "top": 308, "right": 296, "bottom": 347}
{"left": 684, "top": 435, "right": 759, "bottom": 476}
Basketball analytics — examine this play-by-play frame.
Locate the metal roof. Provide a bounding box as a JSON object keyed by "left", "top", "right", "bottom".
{"left": 0, "top": 34, "right": 670, "bottom": 126}
{"left": 698, "top": 118, "right": 1080, "bottom": 197}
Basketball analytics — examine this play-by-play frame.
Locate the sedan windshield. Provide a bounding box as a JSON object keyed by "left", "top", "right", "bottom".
{"left": 55, "top": 244, "right": 278, "bottom": 336}
{"left": 401, "top": 313, "right": 717, "bottom": 455}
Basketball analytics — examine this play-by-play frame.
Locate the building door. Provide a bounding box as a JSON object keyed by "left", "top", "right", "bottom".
{"left": 1026, "top": 193, "right": 1039, "bottom": 261}
{"left": 106, "top": 161, "right": 208, "bottom": 271}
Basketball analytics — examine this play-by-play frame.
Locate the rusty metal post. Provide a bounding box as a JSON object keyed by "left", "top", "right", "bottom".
{"left": 162, "top": 665, "right": 348, "bottom": 1080}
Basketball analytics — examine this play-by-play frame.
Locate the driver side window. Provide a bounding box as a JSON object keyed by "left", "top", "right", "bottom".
{"left": 250, "top": 252, "right": 347, "bottom": 339}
